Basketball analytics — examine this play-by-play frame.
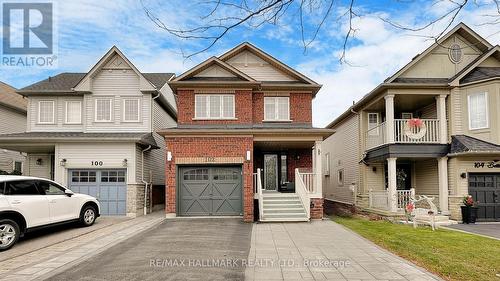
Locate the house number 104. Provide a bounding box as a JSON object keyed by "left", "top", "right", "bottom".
{"left": 91, "top": 161, "right": 103, "bottom": 166}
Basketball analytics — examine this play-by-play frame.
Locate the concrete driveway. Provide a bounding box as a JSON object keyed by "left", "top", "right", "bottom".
{"left": 445, "top": 223, "right": 500, "bottom": 239}
{"left": 50, "top": 218, "right": 253, "bottom": 281}
{"left": 1, "top": 216, "right": 130, "bottom": 262}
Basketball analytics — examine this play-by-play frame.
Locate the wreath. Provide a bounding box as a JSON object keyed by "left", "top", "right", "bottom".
{"left": 404, "top": 118, "right": 427, "bottom": 140}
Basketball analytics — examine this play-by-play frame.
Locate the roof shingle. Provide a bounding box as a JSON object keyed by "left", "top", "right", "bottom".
{"left": 450, "top": 135, "right": 500, "bottom": 155}
{"left": 0, "top": 82, "right": 27, "bottom": 112}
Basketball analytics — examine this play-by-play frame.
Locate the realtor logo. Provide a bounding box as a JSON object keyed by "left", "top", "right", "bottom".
{"left": 1, "top": 2, "right": 57, "bottom": 67}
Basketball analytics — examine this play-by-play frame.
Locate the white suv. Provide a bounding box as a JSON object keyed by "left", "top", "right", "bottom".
{"left": 0, "top": 176, "right": 100, "bottom": 251}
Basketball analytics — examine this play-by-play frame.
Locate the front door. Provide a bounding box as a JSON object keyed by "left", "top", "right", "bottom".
{"left": 264, "top": 154, "right": 278, "bottom": 191}
{"left": 396, "top": 164, "right": 412, "bottom": 190}
{"left": 469, "top": 173, "right": 500, "bottom": 221}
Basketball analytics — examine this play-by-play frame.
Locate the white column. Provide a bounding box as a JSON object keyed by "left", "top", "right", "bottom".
{"left": 314, "top": 140, "right": 323, "bottom": 197}
{"left": 438, "top": 157, "right": 449, "bottom": 214}
{"left": 436, "top": 94, "right": 448, "bottom": 144}
{"left": 387, "top": 157, "right": 397, "bottom": 212}
{"left": 385, "top": 95, "right": 395, "bottom": 143}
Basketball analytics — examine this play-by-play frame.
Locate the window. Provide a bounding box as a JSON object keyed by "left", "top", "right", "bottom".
{"left": 324, "top": 153, "right": 330, "bottom": 176}
{"left": 13, "top": 161, "right": 22, "bottom": 173}
{"left": 0, "top": 182, "right": 4, "bottom": 194}
{"left": 101, "top": 170, "right": 126, "bottom": 183}
{"left": 65, "top": 101, "right": 82, "bottom": 124}
{"left": 183, "top": 168, "right": 209, "bottom": 181}
{"left": 71, "top": 171, "right": 97, "bottom": 183}
{"left": 213, "top": 169, "right": 239, "bottom": 181}
{"left": 367, "top": 113, "right": 379, "bottom": 136}
{"left": 337, "top": 169, "right": 344, "bottom": 186}
{"left": 95, "top": 99, "right": 112, "bottom": 122}
{"left": 194, "top": 94, "right": 234, "bottom": 119}
{"left": 38, "top": 181, "right": 65, "bottom": 195}
{"left": 5, "top": 180, "right": 41, "bottom": 195}
{"left": 401, "top": 112, "right": 413, "bottom": 119}
{"left": 123, "top": 99, "right": 140, "bottom": 122}
{"left": 264, "top": 97, "right": 290, "bottom": 121}
{"left": 280, "top": 155, "right": 288, "bottom": 184}
{"left": 468, "top": 92, "right": 488, "bottom": 130}
{"left": 38, "top": 100, "right": 55, "bottom": 124}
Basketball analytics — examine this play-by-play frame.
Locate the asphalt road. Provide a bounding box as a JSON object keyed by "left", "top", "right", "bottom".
{"left": 50, "top": 218, "right": 253, "bottom": 281}
{"left": 446, "top": 223, "right": 500, "bottom": 239}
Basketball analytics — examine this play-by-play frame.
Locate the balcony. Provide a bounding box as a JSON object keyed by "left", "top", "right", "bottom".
{"left": 365, "top": 119, "right": 442, "bottom": 150}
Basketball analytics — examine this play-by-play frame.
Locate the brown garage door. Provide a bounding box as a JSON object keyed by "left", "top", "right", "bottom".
{"left": 468, "top": 173, "right": 500, "bottom": 221}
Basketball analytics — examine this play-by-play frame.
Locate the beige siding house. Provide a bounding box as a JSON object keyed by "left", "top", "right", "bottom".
{"left": 0, "top": 47, "right": 177, "bottom": 217}
{"left": 323, "top": 23, "right": 500, "bottom": 222}
{"left": 0, "top": 82, "right": 27, "bottom": 173}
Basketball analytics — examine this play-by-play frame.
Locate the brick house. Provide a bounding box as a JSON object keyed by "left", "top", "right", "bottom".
{"left": 159, "top": 43, "right": 333, "bottom": 222}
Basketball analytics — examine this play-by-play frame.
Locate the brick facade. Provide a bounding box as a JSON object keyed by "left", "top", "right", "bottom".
{"left": 165, "top": 136, "right": 254, "bottom": 222}
{"left": 310, "top": 198, "right": 324, "bottom": 219}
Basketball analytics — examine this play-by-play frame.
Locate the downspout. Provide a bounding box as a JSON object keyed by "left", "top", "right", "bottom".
{"left": 142, "top": 145, "right": 152, "bottom": 216}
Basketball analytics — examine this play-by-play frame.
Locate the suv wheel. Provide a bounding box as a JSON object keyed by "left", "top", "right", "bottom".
{"left": 80, "top": 205, "right": 97, "bottom": 227}
{"left": 0, "top": 219, "right": 20, "bottom": 251}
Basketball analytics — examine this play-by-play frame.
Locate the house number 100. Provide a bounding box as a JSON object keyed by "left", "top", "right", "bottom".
{"left": 91, "top": 161, "right": 103, "bottom": 166}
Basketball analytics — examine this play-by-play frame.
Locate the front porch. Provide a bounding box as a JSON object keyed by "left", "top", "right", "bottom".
{"left": 252, "top": 140, "right": 324, "bottom": 222}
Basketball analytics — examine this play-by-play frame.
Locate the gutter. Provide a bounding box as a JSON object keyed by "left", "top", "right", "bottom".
{"left": 141, "top": 145, "right": 152, "bottom": 216}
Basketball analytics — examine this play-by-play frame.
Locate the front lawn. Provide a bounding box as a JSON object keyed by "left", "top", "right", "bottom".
{"left": 333, "top": 216, "right": 500, "bottom": 281}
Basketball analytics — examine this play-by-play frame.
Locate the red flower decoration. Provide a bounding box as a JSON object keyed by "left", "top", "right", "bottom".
{"left": 408, "top": 118, "right": 423, "bottom": 128}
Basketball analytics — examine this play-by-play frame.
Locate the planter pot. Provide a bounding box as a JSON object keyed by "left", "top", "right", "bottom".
{"left": 461, "top": 206, "right": 479, "bottom": 224}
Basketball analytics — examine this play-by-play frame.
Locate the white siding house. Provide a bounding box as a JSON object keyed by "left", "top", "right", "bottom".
{"left": 0, "top": 47, "right": 177, "bottom": 217}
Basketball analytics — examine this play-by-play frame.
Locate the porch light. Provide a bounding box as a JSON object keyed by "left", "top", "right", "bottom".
{"left": 60, "top": 159, "right": 67, "bottom": 166}
{"left": 36, "top": 158, "right": 43, "bottom": 166}
{"left": 460, "top": 173, "right": 467, "bottom": 179}
{"left": 167, "top": 151, "right": 172, "bottom": 162}
{"left": 246, "top": 150, "right": 251, "bottom": 161}
{"left": 122, "top": 159, "right": 128, "bottom": 167}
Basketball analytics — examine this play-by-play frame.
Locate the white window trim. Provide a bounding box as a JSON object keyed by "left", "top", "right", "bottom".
{"left": 193, "top": 94, "right": 236, "bottom": 120}
{"left": 401, "top": 112, "right": 413, "bottom": 119}
{"left": 337, "top": 168, "right": 344, "bottom": 187}
{"left": 12, "top": 161, "right": 23, "bottom": 173}
{"left": 324, "top": 153, "right": 330, "bottom": 176}
{"left": 94, "top": 98, "right": 113, "bottom": 123}
{"left": 367, "top": 112, "right": 380, "bottom": 136}
{"left": 263, "top": 96, "right": 291, "bottom": 122}
{"left": 38, "top": 100, "right": 55, "bottom": 124}
{"left": 122, "top": 98, "right": 141, "bottom": 122}
{"left": 467, "top": 92, "right": 489, "bottom": 130}
{"left": 64, "top": 101, "right": 82, "bottom": 124}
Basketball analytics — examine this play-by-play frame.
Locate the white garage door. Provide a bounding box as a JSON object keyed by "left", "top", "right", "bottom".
{"left": 68, "top": 169, "right": 127, "bottom": 216}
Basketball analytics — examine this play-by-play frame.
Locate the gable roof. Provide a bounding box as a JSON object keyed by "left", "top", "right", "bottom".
{"left": 450, "top": 135, "right": 500, "bottom": 155}
{"left": 219, "top": 42, "right": 319, "bottom": 85}
{"left": 448, "top": 45, "right": 500, "bottom": 85}
{"left": 460, "top": 67, "right": 500, "bottom": 84}
{"left": 18, "top": 72, "right": 174, "bottom": 94}
{"left": 385, "top": 22, "right": 492, "bottom": 83}
{"left": 173, "top": 56, "right": 256, "bottom": 82}
{"left": 0, "top": 82, "right": 27, "bottom": 113}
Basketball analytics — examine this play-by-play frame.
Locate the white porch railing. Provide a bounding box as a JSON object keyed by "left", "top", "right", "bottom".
{"left": 369, "top": 189, "right": 416, "bottom": 211}
{"left": 255, "top": 168, "right": 264, "bottom": 220}
{"left": 365, "top": 119, "right": 441, "bottom": 150}
{"left": 295, "top": 168, "right": 311, "bottom": 219}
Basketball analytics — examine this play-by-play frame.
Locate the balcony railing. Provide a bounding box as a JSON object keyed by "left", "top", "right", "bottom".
{"left": 365, "top": 119, "right": 441, "bottom": 150}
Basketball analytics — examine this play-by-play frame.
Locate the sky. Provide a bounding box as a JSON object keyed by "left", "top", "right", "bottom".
{"left": 1, "top": 0, "right": 499, "bottom": 127}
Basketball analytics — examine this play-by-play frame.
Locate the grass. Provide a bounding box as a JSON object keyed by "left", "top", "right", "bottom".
{"left": 333, "top": 216, "right": 500, "bottom": 281}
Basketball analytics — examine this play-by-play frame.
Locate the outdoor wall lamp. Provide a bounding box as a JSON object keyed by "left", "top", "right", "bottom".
{"left": 246, "top": 150, "right": 251, "bottom": 161}
{"left": 460, "top": 173, "right": 467, "bottom": 179}
{"left": 167, "top": 151, "right": 172, "bottom": 162}
{"left": 122, "top": 159, "right": 128, "bottom": 167}
{"left": 60, "top": 159, "right": 67, "bottom": 166}
{"left": 36, "top": 158, "right": 43, "bottom": 166}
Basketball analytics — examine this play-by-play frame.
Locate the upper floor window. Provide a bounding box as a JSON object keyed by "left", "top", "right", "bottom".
{"left": 65, "top": 101, "right": 82, "bottom": 124}
{"left": 38, "top": 100, "right": 55, "bottom": 124}
{"left": 95, "top": 98, "right": 112, "bottom": 122}
{"left": 367, "top": 113, "right": 379, "bottom": 136}
{"left": 195, "top": 94, "right": 235, "bottom": 119}
{"left": 123, "top": 99, "right": 140, "bottom": 122}
{"left": 264, "top": 97, "right": 289, "bottom": 121}
{"left": 468, "top": 92, "right": 488, "bottom": 130}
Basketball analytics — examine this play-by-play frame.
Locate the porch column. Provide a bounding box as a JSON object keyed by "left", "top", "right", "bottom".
{"left": 384, "top": 94, "right": 395, "bottom": 143}
{"left": 314, "top": 140, "right": 323, "bottom": 197}
{"left": 438, "top": 156, "right": 449, "bottom": 214}
{"left": 387, "top": 157, "right": 397, "bottom": 212}
{"left": 436, "top": 94, "right": 448, "bottom": 144}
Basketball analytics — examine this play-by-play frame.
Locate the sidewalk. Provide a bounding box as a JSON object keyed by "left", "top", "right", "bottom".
{"left": 0, "top": 212, "right": 165, "bottom": 281}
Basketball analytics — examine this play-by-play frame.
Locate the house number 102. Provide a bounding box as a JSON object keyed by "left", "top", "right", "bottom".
{"left": 91, "top": 161, "right": 103, "bottom": 166}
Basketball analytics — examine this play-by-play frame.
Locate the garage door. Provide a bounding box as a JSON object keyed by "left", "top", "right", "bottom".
{"left": 178, "top": 166, "right": 242, "bottom": 216}
{"left": 469, "top": 173, "right": 500, "bottom": 221}
{"left": 69, "top": 169, "right": 127, "bottom": 216}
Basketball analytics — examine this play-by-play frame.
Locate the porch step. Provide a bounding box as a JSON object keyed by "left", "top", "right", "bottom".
{"left": 263, "top": 207, "right": 305, "bottom": 214}
{"left": 263, "top": 203, "right": 304, "bottom": 209}
{"left": 259, "top": 193, "right": 308, "bottom": 222}
{"left": 262, "top": 213, "right": 308, "bottom": 219}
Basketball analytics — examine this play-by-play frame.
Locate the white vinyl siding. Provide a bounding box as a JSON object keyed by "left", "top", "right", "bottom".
{"left": 123, "top": 98, "right": 140, "bottom": 122}
{"left": 65, "top": 101, "right": 82, "bottom": 124}
{"left": 367, "top": 113, "right": 379, "bottom": 136}
{"left": 95, "top": 99, "right": 112, "bottom": 122}
{"left": 264, "top": 97, "right": 289, "bottom": 121}
{"left": 468, "top": 92, "right": 488, "bottom": 130}
{"left": 194, "top": 94, "right": 235, "bottom": 119}
{"left": 38, "top": 101, "right": 55, "bottom": 124}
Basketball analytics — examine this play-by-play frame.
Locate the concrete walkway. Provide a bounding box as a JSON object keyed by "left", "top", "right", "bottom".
{"left": 245, "top": 220, "right": 441, "bottom": 281}
{"left": 0, "top": 212, "right": 164, "bottom": 281}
